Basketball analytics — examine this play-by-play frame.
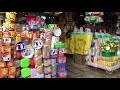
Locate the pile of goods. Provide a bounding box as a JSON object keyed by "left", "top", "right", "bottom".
{"left": 0, "top": 12, "right": 67, "bottom": 78}
{"left": 86, "top": 33, "right": 120, "bottom": 73}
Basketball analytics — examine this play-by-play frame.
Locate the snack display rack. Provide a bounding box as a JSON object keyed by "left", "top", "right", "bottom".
{"left": 0, "top": 12, "right": 67, "bottom": 78}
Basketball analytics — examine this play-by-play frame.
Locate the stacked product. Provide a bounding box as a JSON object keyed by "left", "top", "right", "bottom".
{"left": 54, "top": 43, "right": 67, "bottom": 78}
{"left": 0, "top": 12, "right": 67, "bottom": 78}
{"left": 86, "top": 33, "right": 120, "bottom": 73}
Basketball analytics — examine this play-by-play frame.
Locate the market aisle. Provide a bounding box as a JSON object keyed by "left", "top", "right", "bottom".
{"left": 66, "top": 56, "right": 120, "bottom": 78}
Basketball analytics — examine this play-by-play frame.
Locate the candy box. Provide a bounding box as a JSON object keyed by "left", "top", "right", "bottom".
{"left": 8, "top": 66, "right": 16, "bottom": 78}
{"left": 0, "top": 68, "right": 8, "bottom": 78}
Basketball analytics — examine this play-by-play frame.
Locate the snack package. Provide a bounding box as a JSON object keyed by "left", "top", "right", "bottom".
{"left": 58, "top": 48, "right": 66, "bottom": 55}
{"left": 42, "top": 45, "right": 50, "bottom": 58}
{"left": 15, "top": 32, "right": 21, "bottom": 44}
{"left": 51, "top": 58, "right": 57, "bottom": 66}
{"left": 2, "top": 46, "right": 11, "bottom": 61}
{"left": 14, "top": 60, "right": 20, "bottom": 68}
{"left": 29, "top": 58, "right": 35, "bottom": 68}
{"left": 2, "top": 30, "right": 11, "bottom": 45}
{"left": 34, "top": 55, "right": 42, "bottom": 67}
{"left": 8, "top": 67, "right": 16, "bottom": 78}
{"left": 57, "top": 55, "right": 67, "bottom": 64}
{"left": 0, "top": 61, "right": 6, "bottom": 68}
{"left": 37, "top": 65, "right": 43, "bottom": 75}
{"left": 16, "top": 68, "right": 20, "bottom": 78}
{"left": 51, "top": 65, "right": 57, "bottom": 76}
{"left": 30, "top": 68, "right": 37, "bottom": 77}
{"left": 43, "top": 58, "right": 51, "bottom": 67}
{"left": 7, "top": 61, "right": 14, "bottom": 67}
{"left": 44, "top": 66, "right": 51, "bottom": 74}
{"left": 26, "top": 16, "right": 39, "bottom": 30}
{"left": 34, "top": 49, "right": 42, "bottom": 57}
{"left": 0, "top": 68, "right": 8, "bottom": 78}
{"left": 57, "top": 70, "right": 67, "bottom": 78}
{"left": 44, "top": 73, "right": 51, "bottom": 78}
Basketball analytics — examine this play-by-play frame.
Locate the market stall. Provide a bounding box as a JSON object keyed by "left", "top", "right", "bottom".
{"left": 0, "top": 12, "right": 67, "bottom": 78}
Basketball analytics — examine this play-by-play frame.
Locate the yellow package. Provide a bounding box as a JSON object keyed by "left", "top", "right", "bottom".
{"left": 83, "top": 34, "right": 93, "bottom": 53}
{"left": 69, "top": 34, "right": 75, "bottom": 54}
{"left": 74, "top": 34, "right": 85, "bottom": 55}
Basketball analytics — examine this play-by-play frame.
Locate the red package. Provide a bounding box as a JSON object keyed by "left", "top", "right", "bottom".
{"left": 29, "top": 58, "right": 35, "bottom": 68}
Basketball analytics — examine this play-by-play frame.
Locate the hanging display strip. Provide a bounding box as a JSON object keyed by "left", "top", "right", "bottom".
{"left": 0, "top": 12, "right": 67, "bottom": 78}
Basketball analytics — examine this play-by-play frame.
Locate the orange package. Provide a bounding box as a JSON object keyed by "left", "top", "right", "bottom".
{"left": 0, "top": 68, "right": 8, "bottom": 78}
{"left": 8, "top": 67, "right": 16, "bottom": 78}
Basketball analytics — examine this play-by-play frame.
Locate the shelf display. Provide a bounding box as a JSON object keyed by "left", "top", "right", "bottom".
{"left": 0, "top": 12, "right": 67, "bottom": 78}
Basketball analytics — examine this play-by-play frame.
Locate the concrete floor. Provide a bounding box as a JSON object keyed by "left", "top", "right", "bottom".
{"left": 66, "top": 56, "right": 120, "bottom": 78}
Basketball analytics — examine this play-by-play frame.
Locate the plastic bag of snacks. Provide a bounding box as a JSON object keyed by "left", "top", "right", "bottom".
{"left": 44, "top": 73, "right": 51, "bottom": 78}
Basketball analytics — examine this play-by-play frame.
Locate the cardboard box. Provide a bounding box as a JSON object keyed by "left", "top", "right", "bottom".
{"left": 73, "top": 54, "right": 83, "bottom": 65}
